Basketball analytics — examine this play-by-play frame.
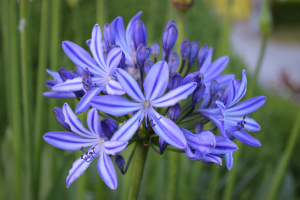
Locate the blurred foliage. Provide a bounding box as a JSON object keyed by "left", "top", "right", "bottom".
{"left": 273, "top": 1, "right": 300, "bottom": 26}
{"left": 0, "top": 0, "right": 300, "bottom": 199}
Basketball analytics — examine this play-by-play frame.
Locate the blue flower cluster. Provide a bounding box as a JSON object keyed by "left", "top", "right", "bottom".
{"left": 43, "top": 12, "right": 266, "bottom": 190}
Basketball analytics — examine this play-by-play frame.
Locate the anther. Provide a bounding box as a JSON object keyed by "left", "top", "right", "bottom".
{"left": 158, "top": 117, "right": 162, "bottom": 120}
{"left": 81, "top": 155, "right": 83, "bottom": 159}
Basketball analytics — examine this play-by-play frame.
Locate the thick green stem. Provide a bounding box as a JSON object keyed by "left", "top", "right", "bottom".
{"left": 266, "top": 110, "right": 300, "bottom": 200}
{"left": 96, "top": 0, "right": 105, "bottom": 27}
{"left": 127, "top": 142, "right": 149, "bottom": 200}
{"left": 33, "top": 0, "right": 49, "bottom": 199}
{"left": 9, "top": 1, "right": 23, "bottom": 199}
{"left": 167, "top": 152, "right": 179, "bottom": 200}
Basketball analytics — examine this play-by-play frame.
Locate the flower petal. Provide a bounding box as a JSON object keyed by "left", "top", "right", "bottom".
{"left": 62, "top": 41, "right": 102, "bottom": 75}
{"left": 97, "top": 150, "right": 117, "bottom": 190}
{"left": 86, "top": 108, "right": 102, "bottom": 137}
{"left": 229, "top": 129, "right": 261, "bottom": 146}
{"left": 199, "top": 154, "right": 222, "bottom": 165}
{"left": 91, "top": 95, "right": 140, "bottom": 116}
{"left": 199, "top": 47, "right": 213, "bottom": 73}
{"left": 152, "top": 82, "right": 197, "bottom": 108}
{"left": 226, "top": 116, "right": 261, "bottom": 132}
{"left": 116, "top": 68, "right": 145, "bottom": 102}
{"left": 62, "top": 103, "right": 97, "bottom": 138}
{"left": 52, "top": 77, "right": 83, "bottom": 92}
{"left": 107, "top": 47, "right": 123, "bottom": 76}
{"left": 46, "top": 69, "right": 62, "bottom": 82}
{"left": 211, "top": 136, "right": 238, "bottom": 154}
{"left": 204, "top": 56, "right": 229, "bottom": 83}
{"left": 231, "top": 70, "right": 247, "bottom": 106}
{"left": 110, "top": 109, "right": 143, "bottom": 142}
{"left": 75, "top": 87, "right": 104, "bottom": 113}
{"left": 183, "top": 71, "right": 200, "bottom": 85}
{"left": 44, "top": 131, "right": 98, "bottom": 151}
{"left": 151, "top": 109, "right": 186, "bottom": 149}
{"left": 43, "top": 91, "right": 76, "bottom": 99}
{"left": 106, "top": 79, "right": 125, "bottom": 95}
{"left": 226, "top": 96, "right": 266, "bottom": 117}
{"left": 226, "top": 78, "right": 237, "bottom": 108}
{"left": 214, "top": 74, "right": 235, "bottom": 89}
{"left": 66, "top": 156, "right": 91, "bottom": 188}
{"left": 144, "top": 61, "right": 169, "bottom": 101}
{"left": 225, "top": 152, "right": 234, "bottom": 170}
{"left": 105, "top": 141, "right": 128, "bottom": 156}
{"left": 90, "top": 24, "right": 107, "bottom": 72}
{"left": 126, "top": 12, "right": 142, "bottom": 48}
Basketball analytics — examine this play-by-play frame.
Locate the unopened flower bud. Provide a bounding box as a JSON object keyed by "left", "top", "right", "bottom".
{"left": 197, "top": 44, "right": 208, "bottom": 70}
{"left": 159, "top": 137, "right": 168, "bottom": 154}
{"left": 180, "top": 39, "right": 190, "bottom": 60}
{"left": 188, "top": 41, "right": 199, "bottom": 65}
{"left": 132, "top": 20, "right": 147, "bottom": 49}
{"left": 136, "top": 44, "right": 151, "bottom": 69}
{"left": 59, "top": 68, "right": 74, "bottom": 82}
{"left": 101, "top": 117, "right": 118, "bottom": 139}
{"left": 192, "top": 84, "right": 206, "bottom": 107}
{"left": 54, "top": 107, "right": 71, "bottom": 131}
{"left": 118, "top": 52, "right": 126, "bottom": 69}
{"left": 195, "top": 121, "right": 204, "bottom": 134}
{"left": 169, "top": 72, "right": 183, "bottom": 90}
{"left": 168, "top": 52, "right": 180, "bottom": 75}
{"left": 143, "top": 59, "right": 153, "bottom": 74}
{"left": 103, "top": 23, "right": 115, "bottom": 48}
{"left": 163, "top": 21, "right": 178, "bottom": 55}
{"left": 169, "top": 103, "right": 181, "bottom": 122}
{"left": 151, "top": 42, "right": 160, "bottom": 58}
{"left": 260, "top": 0, "right": 273, "bottom": 37}
{"left": 171, "top": 0, "right": 195, "bottom": 11}
{"left": 86, "top": 39, "right": 91, "bottom": 46}
{"left": 210, "top": 80, "right": 219, "bottom": 97}
{"left": 114, "top": 155, "right": 125, "bottom": 173}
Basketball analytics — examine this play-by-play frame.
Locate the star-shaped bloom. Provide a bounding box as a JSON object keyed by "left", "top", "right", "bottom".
{"left": 90, "top": 61, "right": 197, "bottom": 149}
{"left": 111, "top": 12, "right": 143, "bottom": 67}
{"left": 200, "top": 70, "right": 266, "bottom": 146}
{"left": 52, "top": 24, "right": 125, "bottom": 113}
{"left": 44, "top": 103, "right": 127, "bottom": 189}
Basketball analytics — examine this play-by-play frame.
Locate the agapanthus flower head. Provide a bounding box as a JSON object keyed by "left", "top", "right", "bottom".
{"left": 44, "top": 104, "right": 128, "bottom": 189}
{"left": 163, "top": 20, "right": 178, "bottom": 55}
{"left": 169, "top": 72, "right": 183, "bottom": 90}
{"left": 132, "top": 20, "right": 147, "bottom": 50}
{"left": 188, "top": 41, "right": 199, "bottom": 65}
{"left": 168, "top": 52, "right": 180, "bottom": 75}
{"left": 103, "top": 23, "right": 115, "bottom": 49}
{"left": 180, "top": 39, "right": 190, "bottom": 60}
{"left": 151, "top": 42, "right": 160, "bottom": 59}
{"left": 91, "top": 61, "right": 197, "bottom": 149}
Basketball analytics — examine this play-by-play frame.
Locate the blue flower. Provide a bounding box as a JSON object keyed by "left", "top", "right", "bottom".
{"left": 111, "top": 12, "right": 143, "bottom": 67}
{"left": 90, "top": 61, "right": 197, "bottom": 149}
{"left": 200, "top": 70, "right": 266, "bottom": 146}
{"left": 44, "top": 103, "right": 128, "bottom": 189}
{"left": 52, "top": 24, "right": 125, "bottom": 113}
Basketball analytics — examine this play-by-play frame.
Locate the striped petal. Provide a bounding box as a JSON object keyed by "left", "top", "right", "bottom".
{"left": 66, "top": 156, "right": 92, "bottom": 188}
{"left": 152, "top": 82, "right": 197, "bottom": 108}
{"left": 230, "top": 70, "right": 247, "bottom": 106}
{"left": 107, "top": 47, "right": 123, "bottom": 76}
{"left": 199, "top": 47, "right": 213, "bottom": 73}
{"left": 211, "top": 136, "right": 238, "bottom": 154}
{"left": 230, "top": 129, "right": 261, "bottom": 146}
{"left": 106, "top": 79, "right": 125, "bottom": 95}
{"left": 199, "top": 154, "right": 222, "bottom": 165}
{"left": 75, "top": 87, "right": 103, "bottom": 113}
{"left": 90, "top": 24, "right": 107, "bottom": 72}
{"left": 62, "top": 103, "right": 97, "bottom": 138}
{"left": 52, "top": 77, "right": 83, "bottom": 92}
{"left": 225, "top": 152, "right": 234, "bottom": 170}
{"left": 87, "top": 108, "right": 102, "bottom": 137}
{"left": 44, "top": 131, "right": 98, "bottom": 151}
{"left": 43, "top": 91, "right": 76, "bottom": 99}
{"left": 116, "top": 68, "right": 145, "bottom": 102}
{"left": 91, "top": 95, "right": 140, "bottom": 116}
{"left": 204, "top": 56, "right": 229, "bottom": 83}
{"left": 105, "top": 141, "right": 128, "bottom": 156}
{"left": 62, "top": 41, "right": 102, "bottom": 75}
{"left": 97, "top": 150, "right": 117, "bottom": 190}
{"left": 144, "top": 61, "right": 169, "bottom": 101}
{"left": 226, "top": 116, "right": 261, "bottom": 132}
{"left": 46, "top": 69, "right": 62, "bottom": 82}
{"left": 126, "top": 12, "right": 142, "bottom": 48}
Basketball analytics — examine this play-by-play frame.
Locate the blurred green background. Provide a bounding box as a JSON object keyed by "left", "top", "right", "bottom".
{"left": 1, "top": 0, "right": 300, "bottom": 199}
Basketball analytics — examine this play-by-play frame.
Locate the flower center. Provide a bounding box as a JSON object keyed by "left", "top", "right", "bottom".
{"left": 80, "top": 139, "right": 105, "bottom": 162}
{"left": 237, "top": 116, "right": 247, "bottom": 130}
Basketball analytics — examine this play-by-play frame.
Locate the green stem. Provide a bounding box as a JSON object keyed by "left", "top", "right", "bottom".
{"left": 127, "top": 142, "right": 149, "bottom": 200}
{"left": 33, "top": 0, "right": 50, "bottom": 199}
{"left": 266, "top": 110, "right": 300, "bottom": 200}
{"left": 167, "top": 152, "right": 179, "bottom": 200}
{"left": 9, "top": 1, "right": 23, "bottom": 199}
{"left": 96, "top": 0, "right": 105, "bottom": 27}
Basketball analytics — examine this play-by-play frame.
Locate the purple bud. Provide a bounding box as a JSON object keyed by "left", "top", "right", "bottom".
{"left": 169, "top": 72, "right": 183, "bottom": 90}
{"left": 136, "top": 44, "right": 151, "bottom": 69}
{"left": 192, "top": 84, "right": 206, "bottom": 107}
{"left": 168, "top": 52, "right": 180, "bottom": 75}
{"left": 118, "top": 52, "right": 126, "bottom": 69}
{"left": 132, "top": 20, "right": 147, "bottom": 49}
{"left": 86, "top": 39, "right": 91, "bottom": 46}
{"left": 159, "top": 137, "right": 168, "bottom": 154}
{"left": 188, "top": 41, "right": 199, "bottom": 65}
{"left": 151, "top": 42, "right": 160, "bottom": 58}
{"left": 103, "top": 23, "right": 115, "bottom": 48}
{"left": 144, "top": 59, "right": 153, "bottom": 74}
{"left": 59, "top": 68, "right": 74, "bottom": 82}
{"left": 82, "top": 71, "right": 92, "bottom": 91}
{"left": 169, "top": 103, "right": 181, "bottom": 122}
{"left": 101, "top": 116, "right": 118, "bottom": 139}
{"left": 54, "top": 107, "right": 71, "bottom": 131}
{"left": 195, "top": 73, "right": 204, "bottom": 86}
{"left": 180, "top": 39, "right": 190, "bottom": 60}
{"left": 114, "top": 155, "right": 125, "bottom": 172}
{"left": 195, "top": 122, "right": 204, "bottom": 134}
{"left": 163, "top": 20, "right": 178, "bottom": 55}
{"left": 198, "top": 45, "right": 208, "bottom": 70}
{"left": 210, "top": 80, "right": 219, "bottom": 97}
